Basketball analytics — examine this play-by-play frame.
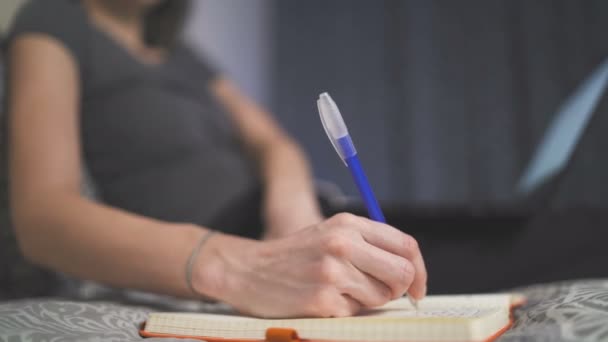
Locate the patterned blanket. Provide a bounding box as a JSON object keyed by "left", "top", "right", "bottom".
{"left": 1, "top": 279, "right": 607, "bottom": 342}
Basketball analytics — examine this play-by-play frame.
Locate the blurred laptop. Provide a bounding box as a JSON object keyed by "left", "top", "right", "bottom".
{"left": 339, "top": 58, "right": 608, "bottom": 231}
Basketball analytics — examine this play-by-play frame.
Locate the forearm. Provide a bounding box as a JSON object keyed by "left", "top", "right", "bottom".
{"left": 209, "top": 78, "right": 322, "bottom": 236}
{"left": 259, "top": 139, "right": 323, "bottom": 235}
{"left": 13, "top": 192, "right": 210, "bottom": 298}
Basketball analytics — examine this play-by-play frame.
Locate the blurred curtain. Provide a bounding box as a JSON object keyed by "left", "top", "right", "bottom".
{"left": 272, "top": 0, "right": 608, "bottom": 204}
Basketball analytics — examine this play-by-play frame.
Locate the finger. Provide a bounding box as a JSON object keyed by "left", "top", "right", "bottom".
{"left": 407, "top": 252, "right": 428, "bottom": 300}
{"left": 325, "top": 213, "right": 427, "bottom": 300}
{"left": 334, "top": 294, "right": 363, "bottom": 317}
{"left": 327, "top": 213, "right": 419, "bottom": 260}
{"left": 354, "top": 219, "right": 428, "bottom": 300}
{"left": 348, "top": 241, "right": 415, "bottom": 299}
{"left": 337, "top": 261, "right": 393, "bottom": 308}
{"left": 354, "top": 217, "right": 418, "bottom": 258}
{"left": 308, "top": 288, "right": 362, "bottom": 318}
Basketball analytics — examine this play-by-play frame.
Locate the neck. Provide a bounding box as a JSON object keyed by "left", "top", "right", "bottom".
{"left": 84, "top": 0, "right": 147, "bottom": 48}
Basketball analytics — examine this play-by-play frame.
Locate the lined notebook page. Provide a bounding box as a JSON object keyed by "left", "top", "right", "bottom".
{"left": 145, "top": 294, "right": 515, "bottom": 341}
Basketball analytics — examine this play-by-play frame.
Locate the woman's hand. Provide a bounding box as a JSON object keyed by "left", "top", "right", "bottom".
{"left": 193, "top": 213, "right": 427, "bottom": 318}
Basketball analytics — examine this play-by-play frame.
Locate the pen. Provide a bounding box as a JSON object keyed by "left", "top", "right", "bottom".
{"left": 316, "top": 92, "right": 418, "bottom": 310}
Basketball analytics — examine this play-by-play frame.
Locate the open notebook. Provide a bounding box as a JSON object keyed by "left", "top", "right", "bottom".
{"left": 141, "top": 293, "right": 525, "bottom": 342}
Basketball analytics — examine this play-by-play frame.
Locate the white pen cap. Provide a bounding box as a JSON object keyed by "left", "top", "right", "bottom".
{"left": 317, "top": 92, "right": 354, "bottom": 162}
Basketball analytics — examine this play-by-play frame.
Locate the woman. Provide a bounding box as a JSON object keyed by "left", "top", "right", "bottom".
{"left": 5, "top": 0, "right": 426, "bottom": 317}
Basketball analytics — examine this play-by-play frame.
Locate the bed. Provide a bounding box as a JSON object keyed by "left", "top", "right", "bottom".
{"left": 1, "top": 279, "right": 607, "bottom": 341}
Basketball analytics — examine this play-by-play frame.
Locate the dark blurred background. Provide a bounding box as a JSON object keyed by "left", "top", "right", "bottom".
{"left": 3, "top": 0, "right": 608, "bottom": 205}
{"left": 183, "top": 0, "right": 608, "bottom": 207}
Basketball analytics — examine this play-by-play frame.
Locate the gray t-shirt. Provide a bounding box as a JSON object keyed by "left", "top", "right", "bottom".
{"left": 6, "top": 0, "right": 261, "bottom": 233}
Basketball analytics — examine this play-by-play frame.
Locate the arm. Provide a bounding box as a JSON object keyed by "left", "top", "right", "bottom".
{"left": 8, "top": 35, "right": 426, "bottom": 316}
{"left": 210, "top": 79, "right": 323, "bottom": 238}
{"left": 7, "top": 35, "right": 214, "bottom": 298}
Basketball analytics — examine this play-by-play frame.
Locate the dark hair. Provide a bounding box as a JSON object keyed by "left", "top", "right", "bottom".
{"left": 144, "top": 0, "right": 190, "bottom": 49}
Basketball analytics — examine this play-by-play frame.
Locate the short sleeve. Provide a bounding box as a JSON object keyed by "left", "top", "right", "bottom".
{"left": 3, "top": 0, "right": 89, "bottom": 66}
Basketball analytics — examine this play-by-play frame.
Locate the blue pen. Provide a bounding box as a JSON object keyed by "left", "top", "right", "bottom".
{"left": 317, "top": 92, "right": 385, "bottom": 222}
{"left": 317, "top": 92, "right": 419, "bottom": 309}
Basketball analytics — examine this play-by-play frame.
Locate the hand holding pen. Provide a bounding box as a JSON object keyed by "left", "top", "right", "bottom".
{"left": 317, "top": 92, "right": 426, "bottom": 309}
{"left": 197, "top": 94, "right": 426, "bottom": 318}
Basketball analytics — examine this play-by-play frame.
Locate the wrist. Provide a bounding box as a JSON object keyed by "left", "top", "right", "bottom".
{"left": 184, "top": 230, "right": 218, "bottom": 298}
{"left": 190, "top": 232, "right": 261, "bottom": 302}
{"left": 189, "top": 230, "right": 225, "bottom": 299}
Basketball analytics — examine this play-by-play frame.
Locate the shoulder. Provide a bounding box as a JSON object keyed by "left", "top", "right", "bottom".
{"left": 5, "top": 0, "right": 90, "bottom": 64}
{"left": 11, "top": 0, "right": 87, "bottom": 30}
